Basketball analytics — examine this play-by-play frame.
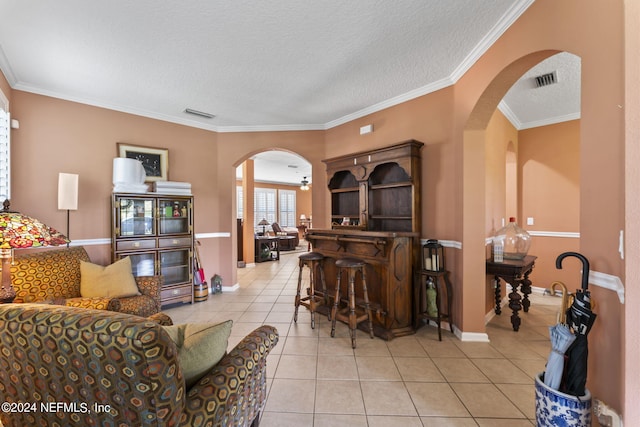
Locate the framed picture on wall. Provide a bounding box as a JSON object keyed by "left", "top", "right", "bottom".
{"left": 117, "top": 143, "right": 169, "bottom": 182}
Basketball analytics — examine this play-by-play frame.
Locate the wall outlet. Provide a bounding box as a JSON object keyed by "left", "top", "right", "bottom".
{"left": 594, "top": 398, "right": 623, "bottom": 427}
{"left": 527, "top": 217, "right": 534, "bottom": 225}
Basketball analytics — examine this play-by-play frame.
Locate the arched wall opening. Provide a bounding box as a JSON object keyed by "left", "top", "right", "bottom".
{"left": 232, "top": 148, "right": 313, "bottom": 267}
{"left": 505, "top": 141, "right": 517, "bottom": 219}
{"left": 461, "top": 50, "right": 564, "bottom": 336}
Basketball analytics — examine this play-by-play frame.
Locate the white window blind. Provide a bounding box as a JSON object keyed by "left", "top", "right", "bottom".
{"left": 254, "top": 188, "right": 276, "bottom": 227}
{"left": 279, "top": 190, "right": 296, "bottom": 227}
{"left": 237, "top": 186, "right": 243, "bottom": 219}
{"left": 0, "top": 104, "right": 10, "bottom": 201}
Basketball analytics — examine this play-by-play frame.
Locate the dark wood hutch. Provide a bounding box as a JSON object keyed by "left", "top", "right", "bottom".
{"left": 306, "top": 140, "right": 423, "bottom": 339}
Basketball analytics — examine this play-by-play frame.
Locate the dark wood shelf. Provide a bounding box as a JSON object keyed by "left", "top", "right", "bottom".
{"left": 323, "top": 140, "right": 423, "bottom": 234}
{"left": 330, "top": 187, "right": 359, "bottom": 193}
{"left": 369, "top": 182, "right": 411, "bottom": 190}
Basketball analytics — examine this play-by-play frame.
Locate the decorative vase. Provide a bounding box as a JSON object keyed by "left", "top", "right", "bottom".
{"left": 535, "top": 372, "right": 592, "bottom": 426}
{"left": 426, "top": 277, "right": 438, "bottom": 317}
{"left": 493, "top": 217, "right": 531, "bottom": 260}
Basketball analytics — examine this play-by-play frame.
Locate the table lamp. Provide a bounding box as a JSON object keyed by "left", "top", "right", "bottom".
{"left": 258, "top": 218, "right": 270, "bottom": 236}
{"left": 0, "top": 199, "right": 70, "bottom": 303}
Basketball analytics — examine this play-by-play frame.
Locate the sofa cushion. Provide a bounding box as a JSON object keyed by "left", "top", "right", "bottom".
{"left": 80, "top": 257, "right": 141, "bottom": 298}
{"left": 163, "top": 320, "right": 233, "bottom": 388}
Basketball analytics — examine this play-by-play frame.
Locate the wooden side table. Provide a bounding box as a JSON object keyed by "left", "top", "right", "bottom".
{"left": 254, "top": 236, "right": 280, "bottom": 263}
{"left": 414, "top": 269, "right": 454, "bottom": 340}
{"left": 486, "top": 255, "right": 536, "bottom": 331}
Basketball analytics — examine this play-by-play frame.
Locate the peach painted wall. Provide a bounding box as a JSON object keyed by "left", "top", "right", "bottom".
{"left": 453, "top": 0, "right": 625, "bottom": 414}
{"left": 519, "top": 120, "right": 581, "bottom": 291}
{"left": 485, "top": 109, "right": 518, "bottom": 237}
{"left": 2, "top": 0, "right": 629, "bottom": 416}
{"left": 624, "top": 0, "right": 639, "bottom": 418}
{"left": 0, "top": 72, "right": 10, "bottom": 105}
{"left": 8, "top": 91, "right": 219, "bottom": 270}
{"left": 483, "top": 109, "right": 518, "bottom": 314}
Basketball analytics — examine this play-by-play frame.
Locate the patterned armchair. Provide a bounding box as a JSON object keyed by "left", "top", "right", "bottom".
{"left": 11, "top": 246, "right": 162, "bottom": 317}
{"left": 0, "top": 304, "right": 279, "bottom": 427}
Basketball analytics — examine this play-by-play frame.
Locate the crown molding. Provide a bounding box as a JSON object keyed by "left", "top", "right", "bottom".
{"left": 449, "top": 0, "right": 535, "bottom": 82}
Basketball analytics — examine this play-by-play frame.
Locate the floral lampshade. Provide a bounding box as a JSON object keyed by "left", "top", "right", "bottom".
{"left": 0, "top": 199, "right": 70, "bottom": 303}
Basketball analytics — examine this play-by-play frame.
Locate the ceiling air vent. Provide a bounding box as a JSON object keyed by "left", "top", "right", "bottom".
{"left": 534, "top": 71, "right": 557, "bottom": 88}
{"left": 184, "top": 108, "right": 215, "bottom": 119}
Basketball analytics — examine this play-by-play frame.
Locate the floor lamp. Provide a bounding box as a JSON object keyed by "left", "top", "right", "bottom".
{"left": 58, "top": 173, "right": 79, "bottom": 247}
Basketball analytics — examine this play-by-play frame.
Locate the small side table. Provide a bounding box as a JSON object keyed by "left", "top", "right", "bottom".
{"left": 414, "top": 269, "right": 454, "bottom": 341}
{"left": 486, "top": 255, "right": 536, "bottom": 331}
{"left": 255, "top": 236, "right": 280, "bottom": 263}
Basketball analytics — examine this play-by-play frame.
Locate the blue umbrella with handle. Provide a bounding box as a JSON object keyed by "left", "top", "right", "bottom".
{"left": 543, "top": 323, "right": 576, "bottom": 390}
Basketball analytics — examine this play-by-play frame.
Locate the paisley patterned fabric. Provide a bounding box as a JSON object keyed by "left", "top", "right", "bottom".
{"left": 117, "top": 275, "right": 163, "bottom": 317}
{"left": 148, "top": 312, "right": 174, "bottom": 326}
{"left": 11, "top": 246, "right": 90, "bottom": 301}
{"left": 181, "top": 325, "right": 279, "bottom": 426}
{"left": 0, "top": 304, "right": 184, "bottom": 427}
{"left": 0, "top": 304, "right": 278, "bottom": 427}
{"left": 10, "top": 246, "right": 161, "bottom": 317}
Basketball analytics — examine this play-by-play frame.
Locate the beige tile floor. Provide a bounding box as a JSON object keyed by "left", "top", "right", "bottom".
{"left": 164, "top": 246, "right": 560, "bottom": 426}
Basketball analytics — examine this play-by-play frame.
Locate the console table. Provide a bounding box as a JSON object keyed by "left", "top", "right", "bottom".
{"left": 486, "top": 255, "right": 536, "bottom": 331}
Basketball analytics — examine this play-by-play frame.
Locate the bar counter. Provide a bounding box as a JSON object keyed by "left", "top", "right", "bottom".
{"left": 305, "top": 228, "right": 418, "bottom": 340}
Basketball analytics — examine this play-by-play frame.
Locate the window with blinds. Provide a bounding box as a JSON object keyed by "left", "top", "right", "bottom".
{"left": 236, "top": 186, "right": 243, "bottom": 219}
{"left": 254, "top": 187, "right": 276, "bottom": 227}
{"left": 0, "top": 104, "right": 9, "bottom": 201}
{"left": 247, "top": 186, "right": 298, "bottom": 228}
{"left": 279, "top": 189, "right": 296, "bottom": 227}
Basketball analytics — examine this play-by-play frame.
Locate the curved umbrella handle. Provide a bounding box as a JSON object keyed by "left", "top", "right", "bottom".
{"left": 555, "top": 252, "right": 590, "bottom": 291}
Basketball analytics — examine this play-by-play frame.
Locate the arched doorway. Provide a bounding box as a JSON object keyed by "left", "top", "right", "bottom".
{"left": 234, "top": 149, "right": 312, "bottom": 267}
{"left": 461, "top": 49, "right": 582, "bottom": 338}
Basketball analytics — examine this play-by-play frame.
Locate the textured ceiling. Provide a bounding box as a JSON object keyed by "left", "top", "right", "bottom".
{"left": 0, "top": 0, "right": 545, "bottom": 131}
{"left": 0, "top": 1, "right": 581, "bottom": 183}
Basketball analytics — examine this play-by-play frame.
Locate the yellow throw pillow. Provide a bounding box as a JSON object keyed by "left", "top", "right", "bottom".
{"left": 163, "top": 320, "right": 233, "bottom": 389}
{"left": 80, "top": 257, "right": 141, "bottom": 298}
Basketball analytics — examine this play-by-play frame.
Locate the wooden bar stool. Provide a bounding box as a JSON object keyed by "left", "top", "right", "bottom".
{"left": 294, "top": 251, "right": 327, "bottom": 329}
{"left": 331, "top": 257, "right": 374, "bottom": 348}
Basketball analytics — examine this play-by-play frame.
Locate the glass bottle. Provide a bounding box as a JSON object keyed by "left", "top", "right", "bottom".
{"left": 493, "top": 217, "right": 531, "bottom": 260}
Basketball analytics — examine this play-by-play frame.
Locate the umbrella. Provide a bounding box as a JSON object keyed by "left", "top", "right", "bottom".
{"left": 543, "top": 323, "right": 576, "bottom": 390}
{"left": 563, "top": 288, "right": 597, "bottom": 396}
{"left": 555, "top": 252, "right": 597, "bottom": 397}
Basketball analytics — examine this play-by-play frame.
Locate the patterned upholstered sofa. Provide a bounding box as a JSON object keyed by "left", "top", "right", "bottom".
{"left": 10, "top": 246, "right": 162, "bottom": 317}
{"left": 0, "top": 304, "right": 279, "bottom": 427}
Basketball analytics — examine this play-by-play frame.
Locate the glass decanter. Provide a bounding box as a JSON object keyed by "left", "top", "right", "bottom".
{"left": 493, "top": 217, "right": 531, "bottom": 260}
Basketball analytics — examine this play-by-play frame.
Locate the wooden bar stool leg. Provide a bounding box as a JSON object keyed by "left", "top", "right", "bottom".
{"left": 347, "top": 269, "right": 357, "bottom": 348}
{"left": 309, "top": 262, "right": 316, "bottom": 329}
{"left": 360, "top": 268, "right": 374, "bottom": 340}
{"left": 330, "top": 270, "right": 342, "bottom": 338}
{"left": 294, "top": 258, "right": 304, "bottom": 324}
{"left": 318, "top": 261, "right": 330, "bottom": 320}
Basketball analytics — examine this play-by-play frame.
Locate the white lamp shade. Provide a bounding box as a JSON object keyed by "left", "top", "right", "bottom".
{"left": 113, "top": 157, "right": 146, "bottom": 184}
{"left": 58, "top": 173, "right": 79, "bottom": 210}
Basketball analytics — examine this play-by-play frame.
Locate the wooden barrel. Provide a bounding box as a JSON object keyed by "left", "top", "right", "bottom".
{"left": 194, "top": 282, "right": 209, "bottom": 302}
